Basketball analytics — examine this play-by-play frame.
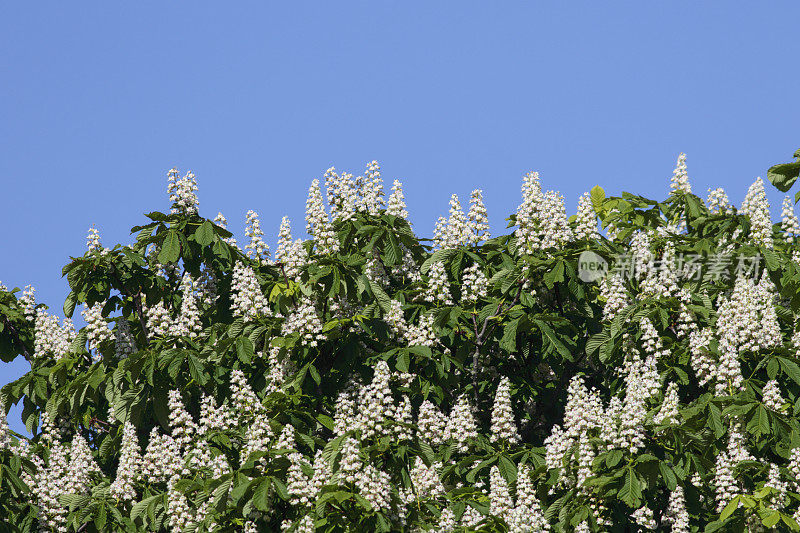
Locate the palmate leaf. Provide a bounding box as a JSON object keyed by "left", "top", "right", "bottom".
{"left": 158, "top": 230, "right": 181, "bottom": 264}
{"left": 769, "top": 161, "right": 800, "bottom": 193}
{"left": 619, "top": 467, "right": 642, "bottom": 508}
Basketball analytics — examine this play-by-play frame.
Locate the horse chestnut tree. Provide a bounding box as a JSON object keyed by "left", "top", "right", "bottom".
{"left": 3, "top": 155, "right": 800, "bottom": 532}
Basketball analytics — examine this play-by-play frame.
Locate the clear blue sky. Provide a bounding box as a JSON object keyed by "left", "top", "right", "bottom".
{"left": 2, "top": 2, "right": 799, "bottom": 434}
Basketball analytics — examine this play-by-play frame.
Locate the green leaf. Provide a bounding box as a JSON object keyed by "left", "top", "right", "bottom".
{"left": 768, "top": 160, "right": 800, "bottom": 192}
{"left": 619, "top": 467, "right": 641, "bottom": 507}
{"left": 535, "top": 319, "right": 572, "bottom": 360}
{"left": 659, "top": 462, "right": 677, "bottom": 491}
{"left": 396, "top": 351, "right": 410, "bottom": 373}
{"left": 763, "top": 510, "right": 781, "bottom": 528}
{"left": 719, "top": 495, "right": 740, "bottom": 521}
{"left": 590, "top": 185, "right": 606, "bottom": 214}
{"left": 158, "top": 230, "right": 181, "bottom": 264}
{"left": 236, "top": 337, "right": 255, "bottom": 363}
{"left": 498, "top": 455, "right": 517, "bottom": 484}
{"left": 63, "top": 290, "right": 78, "bottom": 318}
{"left": 499, "top": 318, "right": 519, "bottom": 353}
{"left": 195, "top": 221, "right": 215, "bottom": 246}
{"left": 317, "top": 414, "right": 334, "bottom": 431}
{"left": 708, "top": 402, "right": 724, "bottom": 438}
{"left": 783, "top": 514, "right": 800, "bottom": 531}
{"left": 253, "top": 479, "right": 271, "bottom": 511}
{"left": 778, "top": 357, "right": 800, "bottom": 386}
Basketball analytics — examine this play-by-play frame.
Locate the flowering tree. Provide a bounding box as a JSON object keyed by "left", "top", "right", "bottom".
{"left": 3, "top": 155, "right": 800, "bottom": 532}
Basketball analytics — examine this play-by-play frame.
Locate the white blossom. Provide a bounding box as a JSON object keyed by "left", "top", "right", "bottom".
{"left": 489, "top": 465, "right": 514, "bottom": 520}
{"left": 305, "top": 179, "right": 339, "bottom": 254}
{"left": 670, "top": 153, "right": 691, "bottom": 194}
{"left": 145, "top": 301, "right": 172, "bottom": 337}
{"left": 707, "top": 188, "right": 731, "bottom": 214}
{"left": 461, "top": 263, "right": 488, "bottom": 304}
{"left": 387, "top": 179, "right": 408, "bottom": 219}
{"left": 490, "top": 377, "right": 519, "bottom": 445}
{"left": 762, "top": 380, "right": 785, "bottom": 411}
{"left": 19, "top": 284, "right": 37, "bottom": 319}
{"left": 632, "top": 505, "right": 657, "bottom": 530}
{"left": 325, "top": 167, "right": 357, "bottom": 222}
{"left": 654, "top": 382, "right": 680, "bottom": 425}
{"left": 174, "top": 273, "right": 202, "bottom": 338}
{"left": 466, "top": 189, "right": 490, "bottom": 244}
{"left": 425, "top": 261, "right": 453, "bottom": 305}
{"left": 665, "top": 486, "right": 690, "bottom": 533}
{"left": 406, "top": 312, "right": 437, "bottom": 347}
{"left": 416, "top": 400, "right": 446, "bottom": 446}
{"left": 82, "top": 302, "right": 111, "bottom": 353}
{"left": 33, "top": 309, "right": 75, "bottom": 360}
{"left": 356, "top": 160, "right": 385, "bottom": 216}
{"left": 409, "top": 457, "right": 444, "bottom": 499}
{"left": 86, "top": 225, "right": 107, "bottom": 253}
{"left": 244, "top": 209, "right": 270, "bottom": 263}
{"left": 515, "top": 172, "right": 572, "bottom": 252}
{"left": 282, "top": 298, "right": 323, "bottom": 347}
{"left": 444, "top": 395, "right": 478, "bottom": 453}
{"left": 740, "top": 177, "right": 773, "bottom": 249}
{"left": 782, "top": 196, "right": 800, "bottom": 243}
{"left": 574, "top": 192, "right": 598, "bottom": 240}
{"left": 167, "top": 168, "right": 199, "bottom": 215}
{"left": 231, "top": 261, "right": 270, "bottom": 320}
{"left": 109, "top": 422, "right": 140, "bottom": 502}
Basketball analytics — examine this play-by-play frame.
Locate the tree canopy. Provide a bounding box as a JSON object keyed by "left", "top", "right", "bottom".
{"left": 3, "top": 156, "right": 800, "bottom": 531}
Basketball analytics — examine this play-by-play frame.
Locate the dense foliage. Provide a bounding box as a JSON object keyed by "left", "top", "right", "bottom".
{"left": 4, "top": 156, "right": 800, "bottom": 532}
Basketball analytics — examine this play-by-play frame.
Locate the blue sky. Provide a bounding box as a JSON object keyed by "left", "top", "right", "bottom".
{"left": 2, "top": 2, "right": 800, "bottom": 434}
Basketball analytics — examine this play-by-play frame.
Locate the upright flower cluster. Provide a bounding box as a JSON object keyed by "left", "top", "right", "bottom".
{"left": 274, "top": 217, "right": 307, "bottom": 280}
{"left": 406, "top": 313, "right": 437, "bottom": 347}
{"left": 762, "top": 379, "right": 785, "bottom": 411}
{"left": 145, "top": 302, "right": 172, "bottom": 337}
{"left": 714, "top": 274, "right": 781, "bottom": 394}
{"left": 490, "top": 377, "right": 520, "bottom": 444}
{"left": 19, "top": 284, "right": 37, "bottom": 319}
{"left": 26, "top": 420, "right": 100, "bottom": 533}
{"left": 109, "top": 422, "right": 140, "bottom": 502}
{"left": 86, "top": 225, "right": 107, "bottom": 253}
{"left": 443, "top": 395, "right": 478, "bottom": 453}
{"left": 325, "top": 167, "right": 357, "bottom": 222}
{"left": 81, "top": 302, "right": 111, "bottom": 353}
{"left": 231, "top": 261, "right": 271, "bottom": 320}
{"left": 670, "top": 153, "right": 691, "bottom": 194}
{"left": 425, "top": 261, "right": 453, "bottom": 305}
{"left": 654, "top": 382, "right": 680, "bottom": 425}
{"left": 305, "top": 179, "right": 339, "bottom": 254}
{"left": 740, "top": 177, "right": 773, "bottom": 249}
{"left": 33, "top": 309, "right": 75, "bottom": 360}
{"left": 244, "top": 209, "right": 270, "bottom": 263}
{"left": 665, "top": 486, "right": 690, "bottom": 533}
{"left": 574, "top": 192, "right": 598, "bottom": 240}
{"left": 281, "top": 299, "right": 323, "bottom": 347}
{"left": 706, "top": 187, "right": 732, "bottom": 214}
{"left": 416, "top": 400, "right": 447, "bottom": 446}
{"left": 515, "top": 172, "right": 572, "bottom": 252}
{"left": 167, "top": 167, "right": 199, "bottom": 215}
{"left": 356, "top": 160, "right": 385, "bottom": 215}
{"left": 174, "top": 273, "right": 203, "bottom": 338}
{"left": 387, "top": 179, "right": 409, "bottom": 219}
{"left": 467, "top": 189, "right": 490, "bottom": 244}
{"left": 460, "top": 263, "right": 488, "bottom": 304}
{"left": 434, "top": 194, "right": 468, "bottom": 249}
{"left": 782, "top": 196, "right": 800, "bottom": 243}
{"left": 0, "top": 401, "right": 9, "bottom": 451}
